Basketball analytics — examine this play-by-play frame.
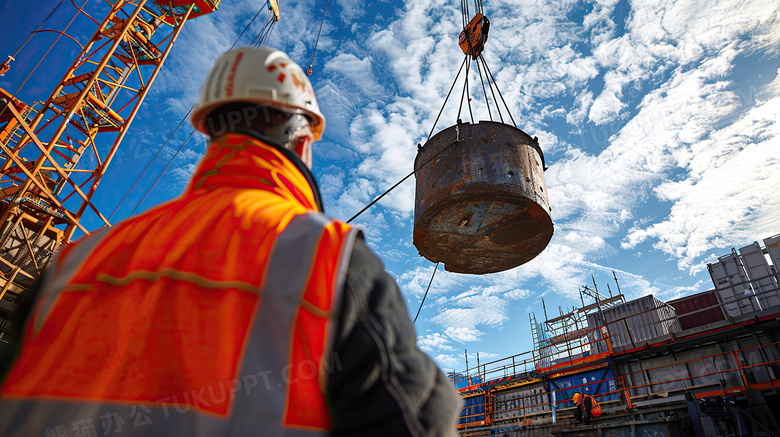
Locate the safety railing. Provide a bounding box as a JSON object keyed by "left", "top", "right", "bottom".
{"left": 535, "top": 323, "right": 613, "bottom": 374}
{"left": 619, "top": 340, "right": 780, "bottom": 402}
{"left": 455, "top": 370, "right": 626, "bottom": 427}
{"left": 454, "top": 339, "right": 780, "bottom": 428}
{"left": 451, "top": 349, "right": 536, "bottom": 387}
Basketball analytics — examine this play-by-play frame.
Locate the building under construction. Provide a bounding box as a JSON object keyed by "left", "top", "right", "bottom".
{"left": 450, "top": 233, "right": 780, "bottom": 436}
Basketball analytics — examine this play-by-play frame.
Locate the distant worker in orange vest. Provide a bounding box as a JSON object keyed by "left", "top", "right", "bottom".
{"left": 572, "top": 392, "right": 602, "bottom": 425}
{"left": 0, "top": 47, "right": 461, "bottom": 436}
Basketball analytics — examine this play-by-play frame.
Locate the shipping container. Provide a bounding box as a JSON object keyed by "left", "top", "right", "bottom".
{"left": 765, "top": 234, "right": 780, "bottom": 271}
{"left": 740, "top": 242, "right": 780, "bottom": 311}
{"left": 708, "top": 252, "right": 763, "bottom": 317}
{"left": 586, "top": 294, "right": 681, "bottom": 352}
{"left": 669, "top": 290, "right": 726, "bottom": 330}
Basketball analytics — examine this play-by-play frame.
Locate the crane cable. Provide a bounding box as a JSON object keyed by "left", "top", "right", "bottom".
{"left": 459, "top": 0, "right": 515, "bottom": 125}
{"left": 413, "top": 263, "right": 439, "bottom": 324}
{"left": 108, "top": 4, "right": 268, "bottom": 221}
{"left": 250, "top": 9, "right": 278, "bottom": 47}
{"left": 8, "top": 0, "right": 66, "bottom": 60}
{"left": 307, "top": 0, "right": 331, "bottom": 75}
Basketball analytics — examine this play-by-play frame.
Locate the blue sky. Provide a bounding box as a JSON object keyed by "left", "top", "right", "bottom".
{"left": 2, "top": 0, "right": 779, "bottom": 372}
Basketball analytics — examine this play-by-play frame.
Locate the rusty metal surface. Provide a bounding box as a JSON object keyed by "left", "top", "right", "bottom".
{"left": 413, "top": 121, "right": 553, "bottom": 274}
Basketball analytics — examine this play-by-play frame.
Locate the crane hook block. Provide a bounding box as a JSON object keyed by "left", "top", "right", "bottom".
{"left": 459, "top": 14, "right": 490, "bottom": 57}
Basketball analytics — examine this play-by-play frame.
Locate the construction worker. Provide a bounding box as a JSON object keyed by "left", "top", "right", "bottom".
{"left": 0, "top": 47, "right": 461, "bottom": 435}
{"left": 572, "top": 392, "right": 602, "bottom": 425}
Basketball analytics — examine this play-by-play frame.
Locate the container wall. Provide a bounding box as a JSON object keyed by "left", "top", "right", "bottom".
{"left": 669, "top": 291, "right": 726, "bottom": 330}
{"left": 709, "top": 254, "right": 762, "bottom": 317}
{"left": 765, "top": 235, "right": 780, "bottom": 271}
{"left": 492, "top": 382, "right": 549, "bottom": 423}
{"left": 596, "top": 295, "right": 681, "bottom": 351}
{"left": 739, "top": 242, "right": 780, "bottom": 310}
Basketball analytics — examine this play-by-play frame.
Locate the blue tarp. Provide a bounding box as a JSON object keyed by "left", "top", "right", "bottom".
{"left": 458, "top": 394, "right": 486, "bottom": 426}
{"left": 544, "top": 363, "right": 619, "bottom": 409}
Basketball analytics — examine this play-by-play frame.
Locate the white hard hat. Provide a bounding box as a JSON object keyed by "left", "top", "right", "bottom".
{"left": 191, "top": 47, "right": 325, "bottom": 140}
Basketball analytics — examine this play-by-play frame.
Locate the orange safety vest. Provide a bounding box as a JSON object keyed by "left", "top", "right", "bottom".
{"left": 0, "top": 133, "right": 361, "bottom": 436}
{"left": 578, "top": 394, "right": 602, "bottom": 417}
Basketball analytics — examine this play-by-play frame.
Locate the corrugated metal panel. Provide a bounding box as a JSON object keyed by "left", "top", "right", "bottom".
{"left": 708, "top": 252, "right": 762, "bottom": 317}
{"left": 765, "top": 234, "right": 780, "bottom": 271}
{"left": 586, "top": 295, "right": 681, "bottom": 351}
{"left": 493, "top": 381, "right": 549, "bottom": 421}
{"left": 669, "top": 291, "right": 725, "bottom": 330}
{"left": 739, "top": 242, "right": 780, "bottom": 310}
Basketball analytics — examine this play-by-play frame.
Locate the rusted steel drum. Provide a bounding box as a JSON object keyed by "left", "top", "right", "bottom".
{"left": 413, "top": 121, "right": 553, "bottom": 274}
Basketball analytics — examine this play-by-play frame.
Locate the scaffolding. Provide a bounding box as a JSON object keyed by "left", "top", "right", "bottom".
{"left": 531, "top": 280, "right": 624, "bottom": 374}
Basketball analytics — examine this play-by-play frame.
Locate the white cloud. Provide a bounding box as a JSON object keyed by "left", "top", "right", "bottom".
{"left": 417, "top": 332, "right": 455, "bottom": 353}
{"left": 434, "top": 353, "right": 462, "bottom": 369}
{"left": 623, "top": 94, "right": 780, "bottom": 272}
{"left": 444, "top": 327, "right": 483, "bottom": 343}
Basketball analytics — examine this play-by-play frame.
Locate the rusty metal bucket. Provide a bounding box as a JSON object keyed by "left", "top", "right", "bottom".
{"left": 413, "top": 121, "right": 553, "bottom": 274}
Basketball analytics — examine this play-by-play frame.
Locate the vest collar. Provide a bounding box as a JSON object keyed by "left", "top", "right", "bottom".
{"left": 187, "top": 130, "right": 325, "bottom": 212}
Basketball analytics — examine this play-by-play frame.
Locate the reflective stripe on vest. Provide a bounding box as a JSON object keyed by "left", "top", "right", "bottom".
{"left": 0, "top": 212, "right": 360, "bottom": 436}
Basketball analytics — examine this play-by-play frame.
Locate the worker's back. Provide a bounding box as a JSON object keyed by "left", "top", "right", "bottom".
{"left": 0, "top": 133, "right": 359, "bottom": 436}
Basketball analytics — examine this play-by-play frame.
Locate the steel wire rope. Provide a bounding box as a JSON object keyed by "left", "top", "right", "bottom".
{"left": 457, "top": 57, "right": 474, "bottom": 123}
{"left": 128, "top": 128, "right": 196, "bottom": 217}
{"left": 307, "top": 0, "right": 331, "bottom": 75}
{"left": 427, "top": 57, "right": 467, "bottom": 140}
{"left": 250, "top": 11, "right": 277, "bottom": 47}
{"left": 348, "top": 47, "right": 470, "bottom": 221}
{"left": 346, "top": 57, "right": 468, "bottom": 224}
{"left": 465, "top": 60, "right": 474, "bottom": 122}
{"left": 29, "top": 30, "right": 85, "bottom": 50}
{"left": 479, "top": 55, "right": 503, "bottom": 123}
{"left": 479, "top": 53, "right": 516, "bottom": 126}
{"left": 413, "top": 262, "right": 439, "bottom": 324}
{"left": 474, "top": 57, "right": 492, "bottom": 121}
{"left": 10, "top": 0, "right": 87, "bottom": 98}
{"left": 108, "top": 4, "right": 268, "bottom": 220}
{"left": 69, "top": 0, "right": 99, "bottom": 25}
{"left": 345, "top": 136, "right": 462, "bottom": 224}
{"left": 8, "top": 0, "right": 66, "bottom": 60}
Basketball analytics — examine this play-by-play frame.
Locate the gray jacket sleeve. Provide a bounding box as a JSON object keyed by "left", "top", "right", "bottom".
{"left": 327, "top": 238, "right": 462, "bottom": 436}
